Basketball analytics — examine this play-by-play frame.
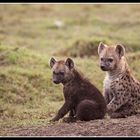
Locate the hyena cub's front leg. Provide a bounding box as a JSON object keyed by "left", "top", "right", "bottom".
{"left": 63, "top": 109, "right": 76, "bottom": 123}
{"left": 51, "top": 101, "right": 72, "bottom": 122}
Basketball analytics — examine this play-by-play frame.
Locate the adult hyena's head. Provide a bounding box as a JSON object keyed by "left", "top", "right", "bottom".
{"left": 98, "top": 42, "right": 125, "bottom": 71}
{"left": 49, "top": 57, "right": 74, "bottom": 84}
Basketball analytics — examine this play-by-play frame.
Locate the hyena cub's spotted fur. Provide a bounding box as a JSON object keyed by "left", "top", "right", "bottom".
{"left": 98, "top": 42, "right": 140, "bottom": 118}
{"left": 49, "top": 57, "right": 106, "bottom": 122}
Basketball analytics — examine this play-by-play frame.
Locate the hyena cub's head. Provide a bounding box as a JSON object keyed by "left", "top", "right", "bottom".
{"left": 49, "top": 57, "right": 74, "bottom": 84}
{"left": 98, "top": 42, "right": 125, "bottom": 71}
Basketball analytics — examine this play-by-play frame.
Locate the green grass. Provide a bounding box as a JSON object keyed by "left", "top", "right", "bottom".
{"left": 0, "top": 4, "right": 140, "bottom": 134}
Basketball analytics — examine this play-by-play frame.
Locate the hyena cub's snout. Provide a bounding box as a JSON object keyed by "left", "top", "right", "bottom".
{"left": 49, "top": 57, "right": 74, "bottom": 84}
{"left": 52, "top": 71, "right": 64, "bottom": 84}
{"left": 49, "top": 57, "right": 65, "bottom": 84}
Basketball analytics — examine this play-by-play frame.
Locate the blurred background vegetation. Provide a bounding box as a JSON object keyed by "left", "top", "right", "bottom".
{"left": 0, "top": 4, "right": 140, "bottom": 132}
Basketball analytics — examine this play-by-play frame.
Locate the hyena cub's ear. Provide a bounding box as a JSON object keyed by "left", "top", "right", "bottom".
{"left": 115, "top": 44, "right": 125, "bottom": 58}
{"left": 65, "top": 58, "right": 74, "bottom": 69}
{"left": 49, "top": 57, "right": 56, "bottom": 68}
{"left": 98, "top": 42, "right": 106, "bottom": 55}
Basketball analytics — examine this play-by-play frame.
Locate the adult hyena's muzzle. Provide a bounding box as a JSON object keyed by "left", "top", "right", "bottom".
{"left": 100, "top": 64, "right": 109, "bottom": 71}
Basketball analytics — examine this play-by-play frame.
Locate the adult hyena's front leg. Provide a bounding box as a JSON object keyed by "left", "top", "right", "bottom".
{"left": 107, "top": 91, "right": 130, "bottom": 115}
{"left": 104, "top": 89, "right": 111, "bottom": 105}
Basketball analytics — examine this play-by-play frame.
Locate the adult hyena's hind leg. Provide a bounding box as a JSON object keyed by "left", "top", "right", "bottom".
{"left": 75, "top": 99, "right": 105, "bottom": 121}
{"left": 110, "top": 104, "right": 137, "bottom": 118}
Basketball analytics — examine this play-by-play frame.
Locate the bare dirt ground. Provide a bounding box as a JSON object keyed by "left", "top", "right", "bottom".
{"left": 2, "top": 115, "right": 140, "bottom": 137}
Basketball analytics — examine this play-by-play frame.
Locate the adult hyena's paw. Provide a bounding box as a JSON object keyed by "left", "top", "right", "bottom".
{"left": 107, "top": 104, "right": 115, "bottom": 114}
{"left": 110, "top": 112, "right": 127, "bottom": 118}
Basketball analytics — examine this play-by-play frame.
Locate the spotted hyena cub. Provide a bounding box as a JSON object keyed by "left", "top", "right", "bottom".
{"left": 98, "top": 42, "right": 140, "bottom": 118}
{"left": 49, "top": 57, "right": 106, "bottom": 122}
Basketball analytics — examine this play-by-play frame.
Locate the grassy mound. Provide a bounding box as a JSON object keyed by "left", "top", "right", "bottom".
{"left": 56, "top": 37, "right": 140, "bottom": 58}
{"left": 57, "top": 38, "right": 111, "bottom": 58}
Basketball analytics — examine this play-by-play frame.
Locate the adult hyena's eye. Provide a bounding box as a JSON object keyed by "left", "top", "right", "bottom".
{"left": 100, "top": 57, "right": 104, "bottom": 61}
{"left": 108, "top": 58, "right": 113, "bottom": 62}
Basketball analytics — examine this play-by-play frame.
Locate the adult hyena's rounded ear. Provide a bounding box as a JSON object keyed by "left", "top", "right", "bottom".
{"left": 49, "top": 57, "right": 56, "bottom": 68}
{"left": 115, "top": 44, "right": 125, "bottom": 58}
{"left": 98, "top": 42, "right": 106, "bottom": 55}
{"left": 65, "top": 58, "right": 74, "bottom": 69}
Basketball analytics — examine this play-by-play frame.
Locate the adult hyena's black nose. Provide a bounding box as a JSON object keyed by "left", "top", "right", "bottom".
{"left": 101, "top": 65, "right": 105, "bottom": 69}
{"left": 100, "top": 65, "right": 107, "bottom": 71}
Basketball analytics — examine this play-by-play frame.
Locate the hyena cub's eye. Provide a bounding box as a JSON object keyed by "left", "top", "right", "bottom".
{"left": 108, "top": 58, "right": 113, "bottom": 62}
{"left": 53, "top": 71, "right": 57, "bottom": 74}
{"left": 53, "top": 71, "right": 59, "bottom": 75}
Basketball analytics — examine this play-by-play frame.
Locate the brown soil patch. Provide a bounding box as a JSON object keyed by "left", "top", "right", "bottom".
{"left": 3, "top": 115, "right": 140, "bottom": 136}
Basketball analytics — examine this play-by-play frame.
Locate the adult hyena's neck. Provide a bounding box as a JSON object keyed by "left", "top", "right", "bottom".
{"left": 107, "top": 57, "right": 129, "bottom": 80}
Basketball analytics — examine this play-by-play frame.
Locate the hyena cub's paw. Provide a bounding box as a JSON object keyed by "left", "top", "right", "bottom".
{"left": 49, "top": 116, "right": 59, "bottom": 122}
{"left": 49, "top": 118, "right": 56, "bottom": 123}
{"left": 63, "top": 116, "right": 76, "bottom": 123}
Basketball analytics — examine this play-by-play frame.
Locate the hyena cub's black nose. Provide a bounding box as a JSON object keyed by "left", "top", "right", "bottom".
{"left": 53, "top": 80, "right": 60, "bottom": 84}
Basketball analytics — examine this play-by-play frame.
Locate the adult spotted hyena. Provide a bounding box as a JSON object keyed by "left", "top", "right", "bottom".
{"left": 49, "top": 57, "right": 106, "bottom": 122}
{"left": 98, "top": 42, "right": 140, "bottom": 118}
